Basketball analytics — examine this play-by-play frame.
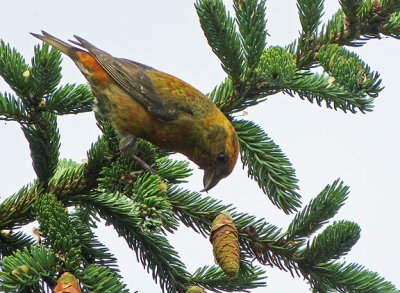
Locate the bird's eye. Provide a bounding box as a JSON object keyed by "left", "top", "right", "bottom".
{"left": 216, "top": 153, "right": 226, "bottom": 163}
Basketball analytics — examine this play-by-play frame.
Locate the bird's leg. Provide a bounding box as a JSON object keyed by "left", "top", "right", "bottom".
{"left": 119, "top": 134, "right": 156, "bottom": 176}
{"left": 119, "top": 134, "right": 138, "bottom": 155}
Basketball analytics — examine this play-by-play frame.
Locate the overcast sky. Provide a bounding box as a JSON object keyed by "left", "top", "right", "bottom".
{"left": 0, "top": 1, "right": 399, "bottom": 292}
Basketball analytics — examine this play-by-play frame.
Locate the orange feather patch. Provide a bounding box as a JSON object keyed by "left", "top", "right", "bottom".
{"left": 76, "top": 51, "right": 113, "bottom": 83}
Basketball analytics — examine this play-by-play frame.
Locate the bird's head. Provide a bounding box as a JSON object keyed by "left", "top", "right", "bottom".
{"left": 198, "top": 122, "right": 240, "bottom": 192}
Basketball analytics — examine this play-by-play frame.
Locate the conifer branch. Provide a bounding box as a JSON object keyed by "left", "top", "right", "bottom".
{"left": 98, "top": 156, "right": 141, "bottom": 195}
{"left": 85, "top": 134, "right": 114, "bottom": 185}
{"left": 80, "top": 264, "right": 129, "bottom": 293}
{"left": 317, "top": 44, "right": 382, "bottom": 98}
{"left": 28, "top": 44, "right": 62, "bottom": 100}
{"left": 230, "top": 211, "right": 299, "bottom": 273}
{"left": 0, "top": 40, "right": 29, "bottom": 97}
{"left": 21, "top": 112, "right": 60, "bottom": 187}
{"left": 381, "top": 10, "right": 400, "bottom": 37}
{"left": 190, "top": 263, "right": 267, "bottom": 292}
{"left": 132, "top": 174, "right": 178, "bottom": 232}
{"left": 0, "top": 92, "right": 27, "bottom": 122}
{"left": 0, "top": 184, "right": 39, "bottom": 229}
{"left": 300, "top": 220, "right": 361, "bottom": 264}
{"left": 35, "top": 194, "right": 82, "bottom": 271}
{"left": 72, "top": 192, "right": 191, "bottom": 292}
{"left": 0, "top": 231, "right": 34, "bottom": 258}
{"left": 209, "top": 77, "right": 269, "bottom": 114}
{"left": 233, "top": 0, "right": 267, "bottom": 73}
{"left": 234, "top": 119, "right": 301, "bottom": 214}
{"left": 286, "top": 179, "right": 349, "bottom": 240}
{"left": 71, "top": 216, "right": 119, "bottom": 271}
{"left": 50, "top": 135, "right": 115, "bottom": 198}
{"left": 307, "top": 261, "right": 398, "bottom": 292}
{"left": 49, "top": 159, "right": 88, "bottom": 197}
{"left": 209, "top": 46, "right": 294, "bottom": 114}
{"left": 285, "top": 72, "right": 374, "bottom": 113}
{"left": 167, "top": 186, "right": 229, "bottom": 236}
{"left": 0, "top": 136, "right": 114, "bottom": 232}
{"left": 258, "top": 46, "right": 298, "bottom": 87}
{"left": 0, "top": 246, "right": 57, "bottom": 292}
{"left": 297, "top": 0, "right": 324, "bottom": 35}
{"left": 295, "top": 0, "right": 324, "bottom": 68}
{"left": 46, "top": 84, "right": 94, "bottom": 115}
{"left": 70, "top": 192, "right": 142, "bottom": 228}
{"left": 156, "top": 157, "right": 192, "bottom": 183}
{"left": 381, "top": 0, "right": 400, "bottom": 15}
{"left": 340, "top": 0, "right": 362, "bottom": 24}
{"left": 292, "top": 1, "right": 400, "bottom": 69}
{"left": 166, "top": 185, "right": 297, "bottom": 273}
{"left": 195, "top": 0, "right": 246, "bottom": 83}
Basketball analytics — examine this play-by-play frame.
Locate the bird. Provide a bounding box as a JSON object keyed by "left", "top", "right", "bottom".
{"left": 31, "top": 31, "right": 239, "bottom": 191}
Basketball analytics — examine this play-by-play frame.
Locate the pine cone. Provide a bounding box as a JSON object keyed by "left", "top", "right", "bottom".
{"left": 210, "top": 212, "right": 240, "bottom": 277}
{"left": 54, "top": 272, "right": 81, "bottom": 293}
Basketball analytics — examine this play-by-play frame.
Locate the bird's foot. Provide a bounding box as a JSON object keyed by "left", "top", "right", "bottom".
{"left": 130, "top": 154, "right": 156, "bottom": 175}
{"left": 119, "top": 134, "right": 137, "bottom": 155}
{"left": 129, "top": 165, "right": 155, "bottom": 179}
{"left": 119, "top": 134, "right": 156, "bottom": 176}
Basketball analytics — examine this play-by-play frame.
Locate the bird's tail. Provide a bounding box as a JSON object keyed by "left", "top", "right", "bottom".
{"left": 30, "top": 31, "right": 80, "bottom": 57}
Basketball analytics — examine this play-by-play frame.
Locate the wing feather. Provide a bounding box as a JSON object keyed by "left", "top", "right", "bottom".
{"left": 73, "top": 35, "right": 178, "bottom": 121}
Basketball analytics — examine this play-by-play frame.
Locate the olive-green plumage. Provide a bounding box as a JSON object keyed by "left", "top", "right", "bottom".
{"left": 210, "top": 212, "right": 240, "bottom": 277}
{"left": 31, "top": 31, "right": 240, "bottom": 191}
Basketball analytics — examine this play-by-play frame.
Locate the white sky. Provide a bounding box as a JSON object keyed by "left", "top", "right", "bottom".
{"left": 0, "top": 1, "right": 399, "bottom": 292}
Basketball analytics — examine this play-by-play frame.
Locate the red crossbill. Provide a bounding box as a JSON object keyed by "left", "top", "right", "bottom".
{"left": 31, "top": 31, "right": 239, "bottom": 191}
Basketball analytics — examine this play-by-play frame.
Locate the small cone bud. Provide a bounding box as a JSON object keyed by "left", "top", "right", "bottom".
{"left": 54, "top": 272, "right": 81, "bottom": 293}
{"left": 12, "top": 264, "right": 30, "bottom": 276}
{"left": 187, "top": 285, "right": 206, "bottom": 293}
{"left": 1, "top": 229, "right": 11, "bottom": 236}
{"left": 327, "top": 76, "right": 336, "bottom": 88}
{"left": 159, "top": 181, "right": 168, "bottom": 191}
{"left": 210, "top": 212, "right": 240, "bottom": 277}
{"left": 32, "top": 227, "right": 42, "bottom": 243}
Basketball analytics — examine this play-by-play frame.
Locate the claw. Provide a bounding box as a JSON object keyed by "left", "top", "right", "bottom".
{"left": 131, "top": 155, "right": 156, "bottom": 174}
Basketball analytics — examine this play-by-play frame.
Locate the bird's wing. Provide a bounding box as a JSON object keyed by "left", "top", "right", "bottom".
{"left": 73, "top": 35, "right": 180, "bottom": 121}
